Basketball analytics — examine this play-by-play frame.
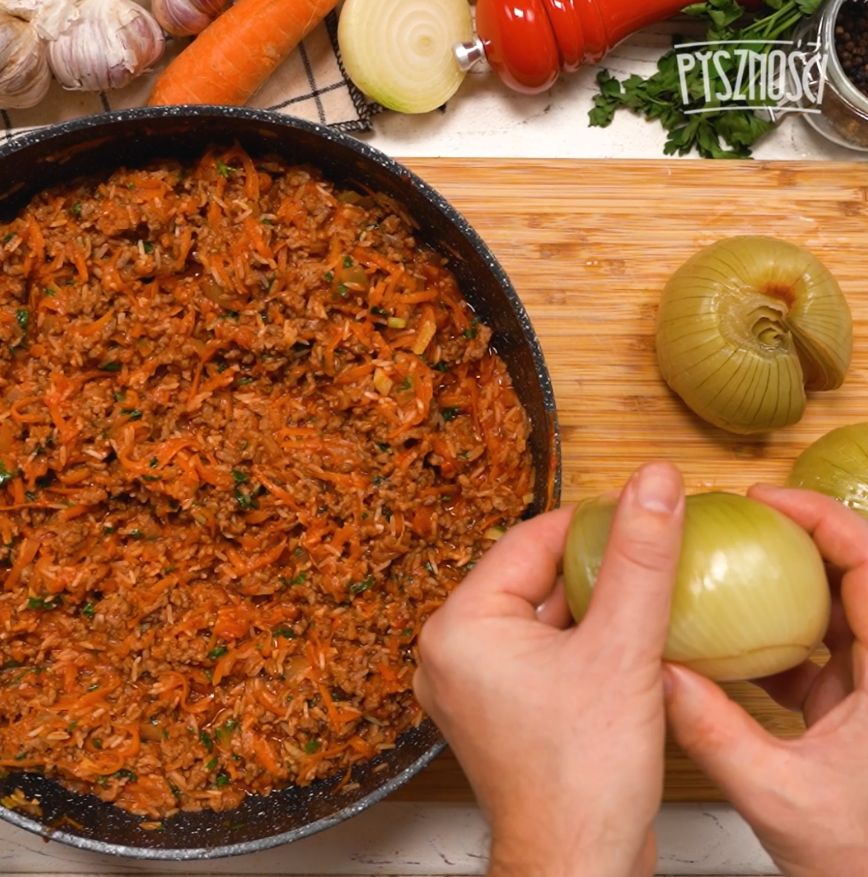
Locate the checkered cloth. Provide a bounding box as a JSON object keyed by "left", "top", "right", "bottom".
{"left": 1, "top": 12, "right": 378, "bottom": 143}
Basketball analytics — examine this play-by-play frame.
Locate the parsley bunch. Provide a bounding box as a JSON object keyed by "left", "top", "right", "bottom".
{"left": 589, "top": 0, "right": 824, "bottom": 158}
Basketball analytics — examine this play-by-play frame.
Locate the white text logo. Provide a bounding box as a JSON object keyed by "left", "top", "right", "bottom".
{"left": 675, "top": 40, "right": 828, "bottom": 119}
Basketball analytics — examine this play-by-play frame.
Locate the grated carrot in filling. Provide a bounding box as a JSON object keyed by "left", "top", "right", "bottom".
{"left": 0, "top": 147, "right": 534, "bottom": 818}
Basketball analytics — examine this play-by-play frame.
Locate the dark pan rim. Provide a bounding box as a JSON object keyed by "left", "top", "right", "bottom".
{"left": 0, "top": 106, "right": 561, "bottom": 859}
{"left": 0, "top": 108, "right": 559, "bottom": 476}
{"left": 0, "top": 741, "right": 447, "bottom": 860}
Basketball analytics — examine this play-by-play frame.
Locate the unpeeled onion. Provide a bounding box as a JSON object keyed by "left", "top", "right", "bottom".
{"left": 787, "top": 422, "right": 868, "bottom": 516}
{"left": 563, "top": 492, "right": 830, "bottom": 681}
{"left": 656, "top": 236, "right": 852, "bottom": 435}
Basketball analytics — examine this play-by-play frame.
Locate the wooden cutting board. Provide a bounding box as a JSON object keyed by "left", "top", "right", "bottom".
{"left": 388, "top": 158, "right": 868, "bottom": 804}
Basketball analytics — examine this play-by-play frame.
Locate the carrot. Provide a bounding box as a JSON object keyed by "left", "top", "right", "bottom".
{"left": 148, "top": 0, "right": 338, "bottom": 106}
{"left": 0, "top": 146, "right": 535, "bottom": 822}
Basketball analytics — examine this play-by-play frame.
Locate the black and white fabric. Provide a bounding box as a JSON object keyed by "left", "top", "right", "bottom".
{"left": 1, "top": 12, "right": 378, "bottom": 143}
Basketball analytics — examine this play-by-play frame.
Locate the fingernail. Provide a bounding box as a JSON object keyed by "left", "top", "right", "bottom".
{"left": 634, "top": 463, "right": 682, "bottom": 514}
{"left": 663, "top": 664, "right": 708, "bottom": 708}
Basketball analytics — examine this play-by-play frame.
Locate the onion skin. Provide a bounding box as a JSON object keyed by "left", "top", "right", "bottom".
{"left": 656, "top": 236, "right": 852, "bottom": 435}
{"left": 564, "top": 492, "right": 830, "bottom": 682}
{"left": 787, "top": 422, "right": 868, "bottom": 516}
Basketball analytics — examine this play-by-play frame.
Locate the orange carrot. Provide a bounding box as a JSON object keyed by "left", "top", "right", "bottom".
{"left": 0, "top": 145, "right": 535, "bottom": 821}
{"left": 148, "top": 0, "right": 338, "bottom": 106}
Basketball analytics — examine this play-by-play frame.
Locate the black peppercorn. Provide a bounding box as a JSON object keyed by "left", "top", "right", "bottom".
{"left": 836, "top": 0, "right": 868, "bottom": 95}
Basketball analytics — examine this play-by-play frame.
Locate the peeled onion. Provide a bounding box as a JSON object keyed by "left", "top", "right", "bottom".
{"left": 563, "top": 492, "right": 830, "bottom": 682}
{"left": 656, "top": 236, "right": 852, "bottom": 435}
{"left": 787, "top": 422, "right": 868, "bottom": 516}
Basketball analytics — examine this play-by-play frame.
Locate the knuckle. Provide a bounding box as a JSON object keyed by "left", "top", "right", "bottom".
{"left": 610, "top": 528, "right": 678, "bottom": 576}
{"left": 411, "top": 668, "right": 429, "bottom": 707}
{"left": 676, "top": 717, "right": 730, "bottom": 756}
{"left": 416, "top": 619, "right": 438, "bottom": 665}
{"left": 416, "top": 610, "right": 449, "bottom": 668}
{"left": 417, "top": 606, "right": 475, "bottom": 685}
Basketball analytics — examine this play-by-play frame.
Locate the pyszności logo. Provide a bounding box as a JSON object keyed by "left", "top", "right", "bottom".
{"left": 674, "top": 39, "right": 828, "bottom": 120}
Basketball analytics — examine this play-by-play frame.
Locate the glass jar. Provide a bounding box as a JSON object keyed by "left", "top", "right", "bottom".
{"left": 801, "top": 0, "right": 868, "bottom": 152}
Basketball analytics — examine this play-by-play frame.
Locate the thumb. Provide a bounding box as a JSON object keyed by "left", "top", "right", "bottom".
{"left": 583, "top": 462, "right": 685, "bottom": 663}
{"left": 664, "top": 664, "right": 782, "bottom": 813}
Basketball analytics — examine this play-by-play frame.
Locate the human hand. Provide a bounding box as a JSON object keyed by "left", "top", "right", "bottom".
{"left": 664, "top": 485, "right": 868, "bottom": 877}
{"left": 413, "top": 463, "right": 685, "bottom": 877}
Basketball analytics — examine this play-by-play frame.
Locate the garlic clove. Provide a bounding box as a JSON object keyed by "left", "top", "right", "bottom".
{"left": 151, "top": 0, "right": 230, "bottom": 38}
{"left": 0, "top": 10, "right": 50, "bottom": 109}
{"left": 48, "top": 0, "right": 165, "bottom": 92}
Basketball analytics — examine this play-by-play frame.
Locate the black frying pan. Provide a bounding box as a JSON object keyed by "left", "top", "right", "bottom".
{"left": 0, "top": 107, "right": 560, "bottom": 859}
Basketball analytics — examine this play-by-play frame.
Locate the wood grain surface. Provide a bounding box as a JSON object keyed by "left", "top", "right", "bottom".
{"left": 388, "top": 158, "right": 868, "bottom": 804}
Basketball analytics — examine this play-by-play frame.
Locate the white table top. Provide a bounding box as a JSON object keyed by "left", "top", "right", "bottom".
{"left": 2, "top": 803, "right": 777, "bottom": 876}
{"left": 6, "top": 19, "right": 851, "bottom": 877}
{"left": 364, "top": 21, "right": 861, "bottom": 162}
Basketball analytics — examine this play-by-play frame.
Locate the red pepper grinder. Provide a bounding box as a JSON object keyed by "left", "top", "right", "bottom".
{"left": 455, "top": 0, "right": 692, "bottom": 93}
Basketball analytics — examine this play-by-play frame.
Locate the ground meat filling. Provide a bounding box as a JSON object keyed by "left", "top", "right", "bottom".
{"left": 0, "top": 147, "right": 534, "bottom": 817}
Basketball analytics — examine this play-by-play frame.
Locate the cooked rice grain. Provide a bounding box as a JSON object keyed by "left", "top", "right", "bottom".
{"left": 0, "top": 147, "right": 533, "bottom": 817}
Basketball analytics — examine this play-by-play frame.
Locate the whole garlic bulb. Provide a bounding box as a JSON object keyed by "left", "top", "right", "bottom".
{"left": 151, "top": 0, "right": 229, "bottom": 38}
{"left": 48, "top": 0, "right": 165, "bottom": 91}
{"left": 0, "top": 10, "right": 50, "bottom": 109}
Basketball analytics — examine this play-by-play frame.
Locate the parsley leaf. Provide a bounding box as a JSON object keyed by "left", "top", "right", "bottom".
{"left": 27, "top": 595, "right": 61, "bottom": 611}
{"left": 589, "top": 0, "right": 816, "bottom": 158}
{"left": 349, "top": 575, "right": 375, "bottom": 596}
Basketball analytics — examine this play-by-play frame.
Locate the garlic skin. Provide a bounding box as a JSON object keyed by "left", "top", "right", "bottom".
{"left": 48, "top": 0, "right": 165, "bottom": 91}
{"left": 0, "top": 0, "right": 79, "bottom": 41}
{"left": 0, "top": 10, "right": 50, "bottom": 109}
{"left": 151, "top": 0, "right": 229, "bottom": 37}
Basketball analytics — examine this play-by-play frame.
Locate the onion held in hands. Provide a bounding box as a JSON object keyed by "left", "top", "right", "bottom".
{"left": 563, "top": 493, "right": 830, "bottom": 682}
{"left": 787, "top": 422, "right": 868, "bottom": 516}
{"left": 656, "top": 236, "right": 852, "bottom": 435}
